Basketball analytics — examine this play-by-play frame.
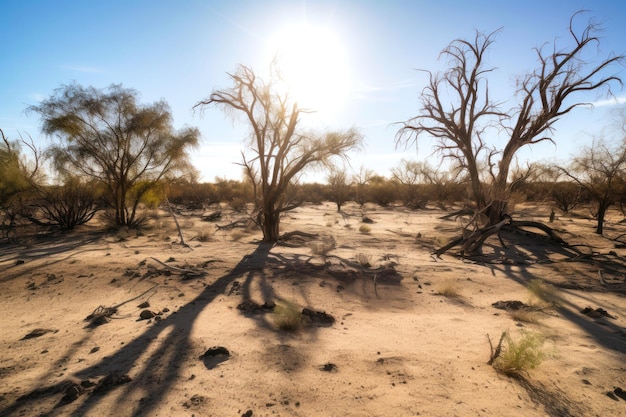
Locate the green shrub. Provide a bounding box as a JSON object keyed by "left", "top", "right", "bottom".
{"left": 493, "top": 330, "right": 547, "bottom": 376}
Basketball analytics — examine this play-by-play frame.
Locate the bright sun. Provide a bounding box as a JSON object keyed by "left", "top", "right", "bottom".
{"left": 268, "top": 23, "right": 350, "bottom": 116}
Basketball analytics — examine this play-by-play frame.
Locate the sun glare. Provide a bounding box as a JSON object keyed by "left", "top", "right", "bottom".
{"left": 268, "top": 23, "right": 351, "bottom": 118}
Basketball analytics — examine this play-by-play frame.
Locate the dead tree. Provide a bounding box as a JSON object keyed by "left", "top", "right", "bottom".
{"left": 396, "top": 12, "right": 623, "bottom": 256}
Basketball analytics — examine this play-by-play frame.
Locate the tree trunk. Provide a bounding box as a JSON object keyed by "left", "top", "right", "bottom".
{"left": 261, "top": 209, "right": 280, "bottom": 242}
{"left": 596, "top": 201, "right": 609, "bottom": 235}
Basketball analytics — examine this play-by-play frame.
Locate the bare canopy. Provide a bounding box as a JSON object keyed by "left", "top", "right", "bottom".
{"left": 194, "top": 64, "right": 362, "bottom": 242}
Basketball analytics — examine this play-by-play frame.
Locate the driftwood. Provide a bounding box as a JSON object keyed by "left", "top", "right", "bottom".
{"left": 85, "top": 284, "right": 159, "bottom": 325}
{"left": 148, "top": 257, "right": 205, "bottom": 277}
{"left": 487, "top": 331, "right": 507, "bottom": 365}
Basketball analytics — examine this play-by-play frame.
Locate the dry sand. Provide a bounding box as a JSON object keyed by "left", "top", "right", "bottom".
{"left": 0, "top": 202, "right": 625, "bottom": 417}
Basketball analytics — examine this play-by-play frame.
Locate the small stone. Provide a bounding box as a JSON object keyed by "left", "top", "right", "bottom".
{"left": 139, "top": 310, "right": 155, "bottom": 320}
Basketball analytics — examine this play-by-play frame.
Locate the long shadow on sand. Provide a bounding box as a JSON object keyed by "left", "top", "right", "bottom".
{"left": 1, "top": 240, "right": 402, "bottom": 417}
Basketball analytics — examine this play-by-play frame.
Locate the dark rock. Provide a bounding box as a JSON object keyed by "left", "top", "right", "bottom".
{"left": 491, "top": 300, "right": 528, "bottom": 311}
{"left": 302, "top": 308, "right": 335, "bottom": 325}
{"left": 241, "top": 410, "right": 253, "bottom": 417}
{"left": 137, "top": 301, "right": 150, "bottom": 309}
{"left": 320, "top": 362, "right": 338, "bottom": 372}
{"left": 139, "top": 310, "right": 155, "bottom": 320}
{"left": 615, "top": 387, "right": 626, "bottom": 401}
{"left": 200, "top": 346, "right": 231, "bottom": 369}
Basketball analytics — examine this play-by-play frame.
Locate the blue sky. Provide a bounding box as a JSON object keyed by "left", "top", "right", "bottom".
{"left": 2, "top": 0, "right": 625, "bottom": 182}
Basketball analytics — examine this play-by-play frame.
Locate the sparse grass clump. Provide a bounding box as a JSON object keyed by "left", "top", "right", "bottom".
{"left": 527, "top": 279, "right": 561, "bottom": 308}
{"left": 509, "top": 309, "right": 543, "bottom": 324}
{"left": 309, "top": 235, "right": 336, "bottom": 257}
{"left": 358, "top": 224, "right": 371, "bottom": 234}
{"left": 491, "top": 330, "right": 547, "bottom": 376}
{"left": 195, "top": 229, "right": 212, "bottom": 242}
{"left": 436, "top": 279, "right": 461, "bottom": 298}
{"left": 355, "top": 253, "right": 371, "bottom": 268}
{"left": 272, "top": 300, "right": 302, "bottom": 331}
{"left": 230, "top": 230, "right": 245, "bottom": 241}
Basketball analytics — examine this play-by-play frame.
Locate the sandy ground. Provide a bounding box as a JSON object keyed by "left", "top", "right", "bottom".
{"left": 0, "top": 202, "right": 625, "bottom": 417}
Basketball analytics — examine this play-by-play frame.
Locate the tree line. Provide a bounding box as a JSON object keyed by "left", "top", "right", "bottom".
{"left": 1, "top": 11, "right": 624, "bottom": 253}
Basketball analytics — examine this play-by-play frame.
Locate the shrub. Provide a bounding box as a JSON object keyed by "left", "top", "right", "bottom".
{"left": 492, "top": 330, "right": 547, "bottom": 376}
{"left": 309, "top": 235, "right": 336, "bottom": 257}
{"left": 527, "top": 279, "right": 561, "bottom": 308}
{"left": 272, "top": 300, "right": 302, "bottom": 331}
{"left": 436, "top": 279, "right": 461, "bottom": 298}
{"left": 358, "top": 224, "right": 371, "bottom": 234}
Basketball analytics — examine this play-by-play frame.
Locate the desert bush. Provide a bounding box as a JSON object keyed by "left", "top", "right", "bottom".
{"left": 509, "top": 309, "right": 543, "bottom": 324}
{"left": 272, "top": 300, "right": 302, "bottom": 331}
{"left": 29, "top": 180, "right": 101, "bottom": 230}
{"left": 309, "top": 235, "right": 336, "bottom": 257}
{"left": 436, "top": 279, "right": 461, "bottom": 298}
{"left": 358, "top": 224, "right": 371, "bottom": 234}
{"left": 492, "top": 330, "right": 547, "bottom": 376}
{"left": 355, "top": 253, "right": 371, "bottom": 268}
{"left": 527, "top": 279, "right": 561, "bottom": 308}
{"left": 195, "top": 229, "right": 213, "bottom": 242}
{"left": 230, "top": 230, "right": 245, "bottom": 241}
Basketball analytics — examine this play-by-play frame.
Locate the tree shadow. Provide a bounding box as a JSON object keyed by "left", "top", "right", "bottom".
{"left": 1, "top": 240, "right": 405, "bottom": 416}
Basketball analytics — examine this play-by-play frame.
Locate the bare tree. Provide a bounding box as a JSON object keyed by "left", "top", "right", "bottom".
{"left": 396, "top": 12, "right": 623, "bottom": 256}
{"left": 352, "top": 166, "right": 375, "bottom": 207}
{"left": 29, "top": 83, "right": 200, "bottom": 228}
{"left": 327, "top": 168, "right": 350, "bottom": 212}
{"left": 194, "top": 65, "right": 362, "bottom": 242}
{"left": 559, "top": 139, "right": 626, "bottom": 234}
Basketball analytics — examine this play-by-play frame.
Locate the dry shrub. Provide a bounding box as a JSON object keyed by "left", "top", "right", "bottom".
{"left": 309, "top": 235, "right": 336, "bottom": 257}
{"left": 527, "top": 279, "right": 561, "bottom": 308}
{"left": 230, "top": 230, "right": 245, "bottom": 241}
{"left": 195, "top": 229, "right": 212, "bottom": 242}
{"left": 436, "top": 279, "right": 461, "bottom": 298}
{"left": 272, "top": 300, "right": 302, "bottom": 331}
{"left": 492, "top": 330, "right": 547, "bottom": 376}
{"left": 509, "top": 309, "right": 543, "bottom": 324}
{"left": 355, "top": 253, "right": 371, "bottom": 268}
{"left": 358, "top": 224, "right": 371, "bottom": 234}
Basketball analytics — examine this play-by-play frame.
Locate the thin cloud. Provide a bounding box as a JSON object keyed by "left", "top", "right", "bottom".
{"left": 591, "top": 95, "right": 626, "bottom": 107}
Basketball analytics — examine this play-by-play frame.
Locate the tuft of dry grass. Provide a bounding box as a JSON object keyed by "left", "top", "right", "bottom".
{"left": 492, "top": 330, "right": 548, "bottom": 376}
{"left": 309, "top": 235, "right": 336, "bottom": 257}
{"left": 358, "top": 224, "right": 371, "bottom": 234}
{"left": 230, "top": 230, "right": 245, "bottom": 241}
{"left": 195, "top": 229, "right": 213, "bottom": 242}
{"left": 527, "top": 279, "right": 561, "bottom": 308}
{"left": 436, "top": 279, "right": 462, "bottom": 298}
{"left": 355, "top": 253, "right": 371, "bottom": 268}
{"left": 272, "top": 300, "right": 302, "bottom": 331}
{"left": 509, "top": 309, "right": 543, "bottom": 324}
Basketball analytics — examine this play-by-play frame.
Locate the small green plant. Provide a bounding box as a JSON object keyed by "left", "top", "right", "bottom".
{"left": 436, "top": 279, "right": 461, "bottom": 298}
{"left": 490, "top": 330, "right": 547, "bottom": 376}
{"left": 358, "top": 224, "right": 371, "bottom": 234}
{"left": 527, "top": 279, "right": 561, "bottom": 308}
{"left": 272, "top": 300, "right": 302, "bottom": 331}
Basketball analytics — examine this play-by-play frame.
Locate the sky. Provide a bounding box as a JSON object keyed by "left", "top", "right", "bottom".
{"left": 1, "top": 0, "right": 625, "bottom": 183}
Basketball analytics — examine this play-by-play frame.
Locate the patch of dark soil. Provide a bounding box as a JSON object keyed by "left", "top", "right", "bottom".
{"left": 319, "top": 362, "right": 338, "bottom": 372}
{"left": 20, "top": 328, "right": 58, "bottom": 340}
